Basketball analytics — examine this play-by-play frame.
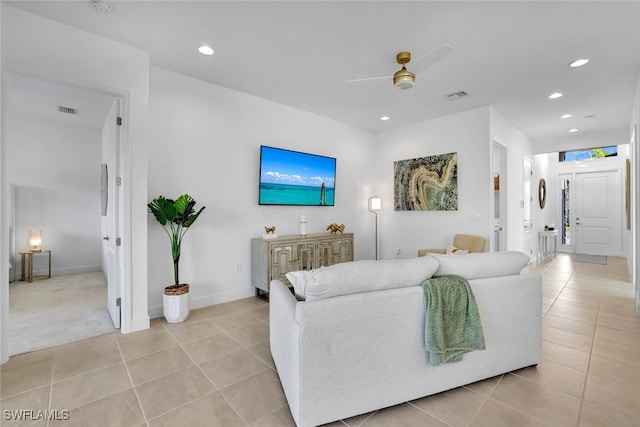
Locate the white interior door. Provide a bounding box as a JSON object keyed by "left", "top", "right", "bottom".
{"left": 103, "top": 99, "right": 121, "bottom": 329}
{"left": 575, "top": 170, "right": 622, "bottom": 256}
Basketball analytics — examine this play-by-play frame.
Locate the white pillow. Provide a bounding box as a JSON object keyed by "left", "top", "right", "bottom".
{"left": 286, "top": 257, "right": 439, "bottom": 301}
{"left": 446, "top": 245, "right": 469, "bottom": 255}
{"left": 430, "top": 251, "right": 530, "bottom": 280}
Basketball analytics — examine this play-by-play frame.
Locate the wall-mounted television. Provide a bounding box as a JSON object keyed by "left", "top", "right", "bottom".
{"left": 259, "top": 145, "right": 336, "bottom": 206}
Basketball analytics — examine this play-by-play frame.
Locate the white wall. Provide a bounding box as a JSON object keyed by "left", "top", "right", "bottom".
{"left": 372, "top": 107, "right": 491, "bottom": 259}
{"left": 490, "top": 108, "right": 535, "bottom": 253}
{"left": 148, "top": 67, "right": 375, "bottom": 316}
{"left": 1, "top": 4, "right": 151, "bottom": 335}
{"left": 6, "top": 114, "right": 102, "bottom": 275}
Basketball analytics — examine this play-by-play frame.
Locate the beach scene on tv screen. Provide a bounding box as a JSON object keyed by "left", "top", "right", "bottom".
{"left": 259, "top": 147, "right": 336, "bottom": 206}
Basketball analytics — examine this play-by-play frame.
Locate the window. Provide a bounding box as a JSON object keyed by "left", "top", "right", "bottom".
{"left": 559, "top": 146, "right": 617, "bottom": 162}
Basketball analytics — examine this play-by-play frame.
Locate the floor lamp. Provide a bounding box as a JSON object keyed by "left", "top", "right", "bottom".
{"left": 368, "top": 196, "right": 382, "bottom": 260}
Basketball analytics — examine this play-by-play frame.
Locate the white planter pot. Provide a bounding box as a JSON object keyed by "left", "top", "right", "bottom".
{"left": 163, "top": 292, "right": 190, "bottom": 323}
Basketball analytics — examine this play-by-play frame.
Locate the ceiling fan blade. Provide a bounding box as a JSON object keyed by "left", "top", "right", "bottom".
{"left": 344, "top": 75, "right": 393, "bottom": 84}
{"left": 411, "top": 44, "right": 453, "bottom": 74}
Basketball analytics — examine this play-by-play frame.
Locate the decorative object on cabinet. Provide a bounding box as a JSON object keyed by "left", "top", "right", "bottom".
{"left": 326, "top": 223, "right": 345, "bottom": 234}
{"left": 264, "top": 225, "right": 276, "bottom": 234}
{"left": 299, "top": 215, "right": 308, "bottom": 236}
{"left": 251, "top": 233, "right": 354, "bottom": 298}
{"left": 394, "top": 152, "right": 458, "bottom": 211}
{"left": 538, "top": 179, "right": 546, "bottom": 209}
{"left": 148, "top": 194, "right": 205, "bottom": 323}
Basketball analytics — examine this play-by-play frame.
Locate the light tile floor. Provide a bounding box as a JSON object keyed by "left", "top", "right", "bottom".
{"left": 1, "top": 254, "right": 639, "bottom": 426}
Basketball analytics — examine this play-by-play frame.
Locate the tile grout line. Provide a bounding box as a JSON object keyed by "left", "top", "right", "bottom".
{"left": 464, "top": 374, "right": 504, "bottom": 427}
{"left": 115, "top": 329, "right": 152, "bottom": 426}
{"left": 45, "top": 346, "right": 56, "bottom": 427}
{"left": 157, "top": 311, "right": 263, "bottom": 425}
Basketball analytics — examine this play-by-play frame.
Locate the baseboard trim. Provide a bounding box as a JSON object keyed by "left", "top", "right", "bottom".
{"left": 148, "top": 288, "right": 255, "bottom": 319}
{"left": 47, "top": 265, "right": 102, "bottom": 277}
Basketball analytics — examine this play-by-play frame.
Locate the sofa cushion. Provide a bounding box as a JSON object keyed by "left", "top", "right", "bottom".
{"left": 430, "top": 251, "right": 530, "bottom": 280}
{"left": 446, "top": 245, "right": 469, "bottom": 255}
{"left": 286, "top": 257, "right": 439, "bottom": 301}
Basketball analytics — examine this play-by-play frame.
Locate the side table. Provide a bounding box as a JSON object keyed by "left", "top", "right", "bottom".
{"left": 19, "top": 250, "right": 52, "bottom": 283}
{"left": 538, "top": 230, "right": 559, "bottom": 260}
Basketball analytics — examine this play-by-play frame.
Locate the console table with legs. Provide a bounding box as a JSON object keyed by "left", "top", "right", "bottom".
{"left": 19, "top": 250, "right": 52, "bottom": 283}
{"left": 251, "top": 233, "right": 354, "bottom": 298}
{"left": 538, "top": 230, "right": 559, "bottom": 260}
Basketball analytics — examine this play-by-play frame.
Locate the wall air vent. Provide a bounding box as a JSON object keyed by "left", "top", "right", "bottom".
{"left": 446, "top": 91, "right": 469, "bottom": 101}
{"left": 57, "top": 105, "right": 78, "bottom": 115}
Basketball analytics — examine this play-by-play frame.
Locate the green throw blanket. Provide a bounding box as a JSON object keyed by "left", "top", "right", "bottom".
{"left": 421, "top": 275, "right": 486, "bottom": 365}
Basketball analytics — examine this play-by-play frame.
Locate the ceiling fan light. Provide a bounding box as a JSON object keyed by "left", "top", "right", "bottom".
{"left": 393, "top": 69, "right": 415, "bottom": 90}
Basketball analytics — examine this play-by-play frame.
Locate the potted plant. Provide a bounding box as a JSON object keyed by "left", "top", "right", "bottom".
{"left": 148, "top": 194, "right": 205, "bottom": 323}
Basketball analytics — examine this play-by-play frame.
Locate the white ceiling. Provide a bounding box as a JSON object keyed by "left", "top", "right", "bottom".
{"left": 7, "top": 1, "right": 640, "bottom": 152}
{"left": 7, "top": 73, "right": 116, "bottom": 129}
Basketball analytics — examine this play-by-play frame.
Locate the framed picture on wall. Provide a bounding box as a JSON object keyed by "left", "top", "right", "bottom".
{"left": 393, "top": 152, "right": 458, "bottom": 211}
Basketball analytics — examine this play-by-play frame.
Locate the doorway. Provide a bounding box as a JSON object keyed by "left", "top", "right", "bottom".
{"left": 557, "top": 170, "right": 622, "bottom": 257}
{"left": 5, "top": 73, "right": 120, "bottom": 355}
{"left": 492, "top": 141, "right": 507, "bottom": 251}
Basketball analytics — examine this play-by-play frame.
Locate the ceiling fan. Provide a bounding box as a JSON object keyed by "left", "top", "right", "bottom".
{"left": 345, "top": 44, "right": 453, "bottom": 90}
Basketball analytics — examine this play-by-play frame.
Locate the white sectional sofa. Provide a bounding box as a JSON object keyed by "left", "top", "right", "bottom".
{"left": 269, "top": 252, "right": 541, "bottom": 427}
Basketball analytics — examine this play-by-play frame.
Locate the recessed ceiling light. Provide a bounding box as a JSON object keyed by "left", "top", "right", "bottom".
{"left": 560, "top": 114, "right": 572, "bottom": 119}
{"left": 198, "top": 45, "right": 214, "bottom": 56}
{"left": 569, "top": 58, "right": 589, "bottom": 68}
{"left": 549, "top": 92, "right": 563, "bottom": 99}
{"left": 380, "top": 116, "right": 390, "bottom": 121}
{"left": 568, "top": 128, "right": 580, "bottom": 133}
{"left": 583, "top": 114, "right": 596, "bottom": 119}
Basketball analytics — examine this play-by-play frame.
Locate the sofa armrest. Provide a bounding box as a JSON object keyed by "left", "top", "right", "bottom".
{"left": 418, "top": 248, "right": 446, "bottom": 256}
{"left": 269, "top": 280, "right": 301, "bottom": 424}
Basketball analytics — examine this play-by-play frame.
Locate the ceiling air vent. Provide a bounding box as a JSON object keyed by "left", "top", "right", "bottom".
{"left": 446, "top": 91, "right": 468, "bottom": 101}
{"left": 57, "top": 105, "right": 78, "bottom": 115}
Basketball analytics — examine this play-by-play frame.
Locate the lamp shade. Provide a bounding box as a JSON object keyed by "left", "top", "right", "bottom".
{"left": 29, "top": 229, "right": 42, "bottom": 251}
{"left": 368, "top": 196, "right": 382, "bottom": 211}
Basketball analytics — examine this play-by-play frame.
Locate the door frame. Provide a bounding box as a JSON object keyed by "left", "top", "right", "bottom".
{"left": 523, "top": 156, "right": 533, "bottom": 260}
{"left": 0, "top": 76, "right": 131, "bottom": 363}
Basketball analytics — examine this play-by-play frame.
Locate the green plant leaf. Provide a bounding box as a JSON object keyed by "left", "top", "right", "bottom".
{"left": 147, "top": 196, "right": 177, "bottom": 225}
{"left": 174, "top": 194, "right": 193, "bottom": 215}
{"left": 184, "top": 206, "right": 206, "bottom": 228}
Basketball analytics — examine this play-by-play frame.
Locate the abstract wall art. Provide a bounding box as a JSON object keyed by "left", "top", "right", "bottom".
{"left": 394, "top": 152, "right": 458, "bottom": 211}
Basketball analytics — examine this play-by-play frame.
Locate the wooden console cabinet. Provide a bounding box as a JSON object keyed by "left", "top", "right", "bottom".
{"left": 251, "top": 233, "right": 354, "bottom": 297}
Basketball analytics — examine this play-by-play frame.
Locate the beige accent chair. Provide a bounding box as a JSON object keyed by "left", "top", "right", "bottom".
{"left": 418, "top": 234, "right": 487, "bottom": 257}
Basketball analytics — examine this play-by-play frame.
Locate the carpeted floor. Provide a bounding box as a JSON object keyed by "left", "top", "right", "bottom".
{"left": 574, "top": 253, "right": 608, "bottom": 265}
{"left": 9, "top": 271, "right": 116, "bottom": 356}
